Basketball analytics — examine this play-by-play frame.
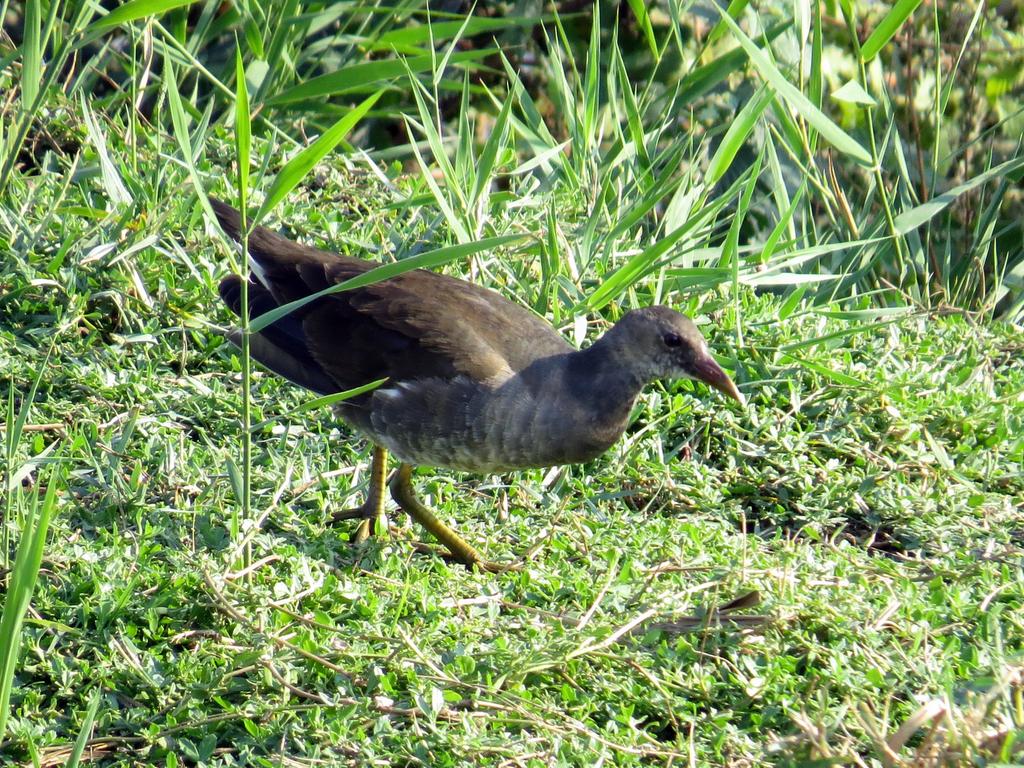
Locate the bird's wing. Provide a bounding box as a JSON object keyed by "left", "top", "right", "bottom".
{"left": 211, "top": 198, "right": 571, "bottom": 393}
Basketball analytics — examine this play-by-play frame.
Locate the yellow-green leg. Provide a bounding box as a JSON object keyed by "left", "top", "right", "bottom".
{"left": 389, "top": 463, "right": 516, "bottom": 573}
{"left": 331, "top": 444, "right": 389, "bottom": 542}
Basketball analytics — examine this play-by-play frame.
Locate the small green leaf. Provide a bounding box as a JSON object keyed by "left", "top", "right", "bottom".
{"left": 831, "top": 80, "right": 876, "bottom": 106}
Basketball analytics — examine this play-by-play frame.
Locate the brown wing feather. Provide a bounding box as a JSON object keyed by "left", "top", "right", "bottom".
{"left": 211, "top": 198, "right": 571, "bottom": 391}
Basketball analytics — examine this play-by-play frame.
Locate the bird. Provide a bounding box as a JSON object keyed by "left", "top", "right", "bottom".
{"left": 211, "top": 197, "right": 743, "bottom": 571}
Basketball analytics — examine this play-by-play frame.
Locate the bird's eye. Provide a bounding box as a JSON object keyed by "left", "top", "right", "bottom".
{"left": 663, "top": 332, "right": 683, "bottom": 348}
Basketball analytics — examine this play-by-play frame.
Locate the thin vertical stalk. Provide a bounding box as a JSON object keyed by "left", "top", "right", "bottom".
{"left": 0, "top": 472, "right": 57, "bottom": 741}
{"left": 234, "top": 45, "right": 253, "bottom": 571}
{"left": 842, "top": 7, "right": 912, "bottom": 300}
{"left": 2, "top": 386, "right": 13, "bottom": 569}
{"left": 2, "top": 343, "right": 53, "bottom": 569}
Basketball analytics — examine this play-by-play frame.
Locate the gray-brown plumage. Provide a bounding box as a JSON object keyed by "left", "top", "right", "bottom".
{"left": 212, "top": 197, "right": 742, "bottom": 570}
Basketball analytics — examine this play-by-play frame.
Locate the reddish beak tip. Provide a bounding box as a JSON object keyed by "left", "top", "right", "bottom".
{"left": 693, "top": 356, "right": 745, "bottom": 407}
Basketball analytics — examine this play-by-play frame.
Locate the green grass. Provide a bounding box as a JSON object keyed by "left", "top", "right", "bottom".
{"left": 2, "top": 1, "right": 1024, "bottom": 765}
{"left": 2, "top": 151, "right": 1023, "bottom": 764}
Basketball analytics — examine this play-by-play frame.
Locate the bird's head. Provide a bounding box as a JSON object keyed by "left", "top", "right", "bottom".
{"left": 606, "top": 306, "right": 744, "bottom": 404}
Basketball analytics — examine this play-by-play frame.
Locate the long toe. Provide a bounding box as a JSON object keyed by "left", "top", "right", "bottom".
{"left": 406, "top": 540, "right": 520, "bottom": 573}
{"left": 330, "top": 502, "right": 388, "bottom": 542}
{"left": 474, "top": 558, "right": 522, "bottom": 574}
{"left": 330, "top": 506, "right": 374, "bottom": 523}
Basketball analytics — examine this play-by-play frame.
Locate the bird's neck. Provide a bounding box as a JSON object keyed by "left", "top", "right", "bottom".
{"left": 567, "top": 338, "right": 648, "bottom": 414}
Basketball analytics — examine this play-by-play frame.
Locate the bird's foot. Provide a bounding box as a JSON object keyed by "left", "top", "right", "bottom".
{"left": 329, "top": 445, "right": 391, "bottom": 544}
{"left": 389, "top": 463, "right": 521, "bottom": 573}
{"left": 329, "top": 504, "right": 388, "bottom": 544}
{"left": 407, "top": 541, "right": 521, "bottom": 573}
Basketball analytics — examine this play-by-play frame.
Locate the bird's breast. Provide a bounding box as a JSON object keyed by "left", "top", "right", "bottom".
{"left": 347, "top": 375, "right": 633, "bottom": 473}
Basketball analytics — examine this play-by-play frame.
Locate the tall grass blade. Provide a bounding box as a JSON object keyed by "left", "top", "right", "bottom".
{"left": 0, "top": 474, "right": 58, "bottom": 741}
{"left": 808, "top": 0, "right": 823, "bottom": 153}
{"left": 625, "top": 0, "right": 658, "bottom": 58}
{"left": 252, "top": 0, "right": 301, "bottom": 104}
{"left": 0, "top": 2, "right": 95, "bottom": 194}
{"left": 165, "top": 58, "right": 220, "bottom": 246}
{"left": 234, "top": 46, "right": 251, "bottom": 210}
{"left": 268, "top": 50, "right": 491, "bottom": 105}
{"left": 257, "top": 91, "right": 383, "bottom": 223}
{"left": 470, "top": 85, "right": 514, "bottom": 210}
{"left": 80, "top": 97, "right": 131, "bottom": 205}
{"left": 582, "top": 200, "right": 726, "bottom": 313}
{"left": 706, "top": 0, "right": 751, "bottom": 46}
{"left": 233, "top": 43, "right": 253, "bottom": 556}
{"left": 3, "top": 344, "right": 53, "bottom": 567}
{"left": 65, "top": 690, "right": 102, "bottom": 768}
{"left": 21, "top": 0, "right": 41, "bottom": 108}
{"left": 759, "top": 183, "right": 805, "bottom": 265}
{"left": 251, "top": 380, "right": 388, "bottom": 432}
{"left": 860, "top": 0, "right": 925, "bottom": 61}
{"left": 433, "top": 11, "right": 474, "bottom": 88}
{"left": 716, "top": 9, "right": 872, "bottom": 166}
{"left": 675, "top": 21, "right": 789, "bottom": 106}
{"left": 405, "top": 119, "right": 470, "bottom": 242}
{"left": 612, "top": 42, "right": 651, "bottom": 171}
{"left": 705, "top": 85, "right": 773, "bottom": 186}
{"left": 373, "top": 16, "right": 545, "bottom": 51}
{"left": 88, "top": 0, "right": 196, "bottom": 31}
{"left": 582, "top": 3, "right": 601, "bottom": 154}
{"left": 893, "top": 157, "right": 1024, "bottom": 236}
{"left": 250, "top": 234, "right": 529, "bottom": 333}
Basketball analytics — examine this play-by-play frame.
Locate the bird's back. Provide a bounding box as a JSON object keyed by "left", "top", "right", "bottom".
{"left": 213, "top": 199, "right": 589, "bottom": 469}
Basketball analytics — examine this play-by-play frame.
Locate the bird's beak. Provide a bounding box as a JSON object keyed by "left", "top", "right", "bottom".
{"left": 691, "top": 355, "right": 745, "bottom": 406}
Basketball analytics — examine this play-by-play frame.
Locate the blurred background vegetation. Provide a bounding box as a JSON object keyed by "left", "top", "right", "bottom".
{"left": 2, "top": 0, "right": 1023, "bottom": 320}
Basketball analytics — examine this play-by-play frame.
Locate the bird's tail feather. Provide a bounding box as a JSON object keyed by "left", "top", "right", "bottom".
{"left": 208, "top": 197, "right": 298, "bottom": 286}
{"left": 218, "top": 274, "right": 336, "bottom": 395}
